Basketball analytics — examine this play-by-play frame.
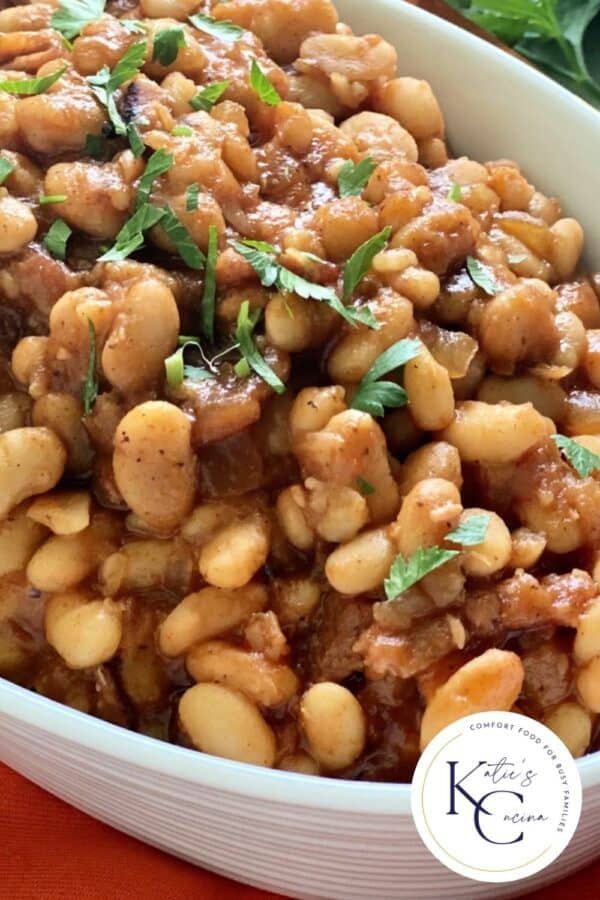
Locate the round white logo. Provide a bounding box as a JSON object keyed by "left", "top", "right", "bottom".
{"left": 411, "top": 711, "right": 582, "bottom": 883}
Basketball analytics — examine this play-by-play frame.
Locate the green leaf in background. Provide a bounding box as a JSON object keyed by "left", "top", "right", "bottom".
{"left": 445, "top": 0, "right": 600, "bottom": 107}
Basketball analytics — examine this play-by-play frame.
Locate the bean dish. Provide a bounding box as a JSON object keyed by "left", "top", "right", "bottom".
{"left": 1, "top": 0, "right": 600, "bottom": 781}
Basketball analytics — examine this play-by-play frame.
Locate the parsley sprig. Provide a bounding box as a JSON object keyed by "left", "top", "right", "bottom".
{"left": 249, "top": 59, "right": 281, "bottom": 106}
{"left": 82, "top": 318, "right": 99, "bottom": 415}
{"left": 350, "top": 338, "right": 422, "bottom": 417}
{"left": 43, "top": 219, "right": 72, "bottom": 260}
{"left": 201, "top": 225, "right": 218, "bottom": 342}
{"left": 0, "top": 156, "right": 15, "bottom": 186}
{"left": 87, "top": 41, "right": 147, "bottom": 136}
{"left": 230, "top": 239, "right": 376, "bottom": 328}
{"left": 152, "top": 27, "right": 186, "bottom": 66}
{"left": 51, "top": 0, "right": 105, "bottom": 40}
{"left": 343, "top": 227, "right": 392, "bottom": 300}
{"left": 384, "top": 547, "right": 460, "bottom": 599}
{"left": 189, "top": 81, "right": 230, "bottom": 111}
{"left": 466, "top": 255, "right": 500, "bottom": 296}
{"left": 136, "top": 148, "right": 173, "bottom": 209}
{"left": 98, "top": 203, "right": 164, "bottom": 261}
{"left": 446, "top": 514, "right": 491, "bottom": 546}
{"left": 552, "top": 434, "right": 600, "bottom": 478}
{"left": 235, "top": 301, "right": 285, "bottom": 394}
{"left": 0, "top": 67, "right": 67, "bottom": 96}
{"left": 188, "top": 13, "right": 245, "bottom": 42}
{"left": 338, "top": 157, "right": 377, "bottom": 198}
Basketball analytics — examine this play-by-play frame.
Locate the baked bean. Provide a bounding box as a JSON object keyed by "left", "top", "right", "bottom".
{"left": 477, "top": 374, "right": 565, "bottom": 422}
{"left": 199, "top": 513, "right": 271, "bottom": 589}
{"left": 158, "top": 583, "right": 267, "bottom": 657}
{"left": 543, "top": 702, "right": 591, "bottom": 758}
{"left": 27, "top": 513, "right": 119, "bottom": 592}
{"left": 577, "top": 657, "right": 600, "bottom": 713}
{"left": 303, "top": 477, "right": 369, "bottom": 542}
{"left": 186, "top": 641, "right": 299, "bottom": 706}
{"left": 140, "top": 0, "right": 200, "bottom": 18}
{"left": 0, "top": 427, "right": 66, "bottom": 518}
{"left": 574, "top": 601, "right": 600, "bottom": 665}
{"left": 276, "top": 486, "right": 315, "bottom": 550}
{"left": 553, "top": 311, "right": 587, "bottom": 370}
{"left": 0, "top": 196, "right": 37, "bottom": 253}
{"left": 300, "top": 682, "right": 366, "bottom": 770}
{"left": 391, "top": 478, "right": 462, "bottom": 558}
{"left": 278, "top": 753, "right": 320, "bottom": 775}
{"left": 420, "top": 649, "right": 524, "bottom": 749}
{"left": 439, "top": 401, "right": 555, "bottom": 464}
{"left": 325, "top": 527, "right": 396, "bottom": 594}
{"left": 458, "top": 509, "right": 512, "bottom": 577}
{"left": 0, "top": 393, "right": 31, "bottom": 433}
{"left": 271, "top": 578, "right": 321, "bottom": 626}
{"left": 0, "top": 506, "right": 47, "bottom": 578}
{"left": 340, "top": 111, "right": 418, "bottom": 163}
{"left": 509, "top": 528, "right": 547, "bottom": 570}
{"left": 314, "top": 197, "right": 379, "bottom": 262}
{"left": 399, "top": 442, "right": 462, "bottom": 496}
{"left": 289, "top": 386, "right": 346, "bottom": 441}
{"left": 99, "top": 538, "right": 193, "bottom": 596}
{"left": 179, "top": 683, "right": 276, "bottom": 767}
{"left": 45, "top": 592, "right": 122, "bottom": 669}
{"left": 584, "top": 329, "right": 600, "bottom": 388}
{"left": 27, "top": 491, "right": 90, "bottom": 535}
{"left": 102, "top": 279, "right": 179, "bottom": 393}
{"left": 113, "top": 402, "right": 197, "bottom": 533}
{"left": 551, "top": 218, "right": 584, "bottom": 280}
{"left": 375, "top": 77, "right": 443, "bottom": 140}
{"left": 404, "top": 344, "right": 454, "bottom": 430}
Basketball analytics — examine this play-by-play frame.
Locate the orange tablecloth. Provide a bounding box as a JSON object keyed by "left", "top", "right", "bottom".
{"left": 1, "top": 762, "right": 599, "bottom": 899}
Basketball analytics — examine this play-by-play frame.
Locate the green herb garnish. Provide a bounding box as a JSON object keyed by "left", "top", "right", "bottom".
{"left": 447, "top": 182, "right": 462, "bottom": 202}
{"left": 186, "top": 183, "right": 200, "bottom": 211}
{"left": 152, "top": 27, "right": 186, "bottom": 66}
{"left": 446, "top": 513, "right": 491, "bottom": 546}
{"left": 230, "top": 239, "right": 376, "bottom": 329}
{"left": 120, "top": 19, "right": 146, "bottom": 35}
{"left": 189, "top": 80, "right": 230, "bottom": 111}
{"left": 82, "top": 318, "right": 99, "bottom": 415}
{"left": 159, "top": 206, "right": 205, "bottom": 269}
{"left": 171, "top": 124, "right": 194, "bottom": 137}
{"left": 235, "top": 300, "right": 285, "bottom": 394}
{"left": 350, "top": 338, "right": 421, "bottom": 417}
{"left": 385, "top": 547, "right": 460, "bottom": 600}
{"left": 188, "top": 13, "right": 245, "bottom": 42}
{"left": 98, "top": 203, "right": 164, "bottom": 261}
{"left": 466, "top": 255, "right": 500, "bottom": 296}
{"left": 87, "top": 41, "right": 147, "bottom": 135}
{"left": 0, "top": 66, "right": 67, "bottom": 96}
{"left": 338, "top": 156, "right": 377, "bottom": 198}
{"left": 85, "top": 133, "right": 104, "bottom": 159}
{"left": 39, "top": 194, "right": 67, "bottom": 205}
{"left": 249, "top": 59, "right": 281, "bottom": 106}
{"left": 164, "top": 343, "right": 212, "bottom": 388}
{"left": 0, "top": 156, "right": 15, "bottom": 186}
{"left": 127, "top": 123, "right": 144, "bottom": 157}
{"left": 43, "top": 219, "right": 72, "bottom": 260}
{"left": 552, "top": 434, "right": 600, "bottom": 478}
{"left": 343, "top": 226, "right": 392, "bottom": 300}
{"left": 201, "top": 224, "right": 218, "bottom": 342}
{"left": 356, "top": 476, "right": 375, "bottom": 496}
{"left": 51, "top": 0, "right": 105, "bottom": 40}
{"left": 136, "top": 147, "right": 173, "bottom": 209}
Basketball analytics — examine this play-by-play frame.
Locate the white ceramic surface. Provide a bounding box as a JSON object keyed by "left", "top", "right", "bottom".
{"left": 2, "top": 3, "right": 600, "bottom": 899}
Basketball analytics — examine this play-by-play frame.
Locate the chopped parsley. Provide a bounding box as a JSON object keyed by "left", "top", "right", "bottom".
{"left": 186, "top": 183, "right": 200, "bottom": 211}
{"left": 127, "top": 123, "right": 144, "bottom": 157}
{"left": 200, "top": 224, "right": 218, "bottom": 342}
{"left": 171, "top": 125, "right": 194, "bottom": 137}
{"left": 0, "top": 66, "right": 68, "bottom": 96}
{"left": 189, "top": 80, "right": 230, "bottom": 112}
{"left": 338, "top": 156, "right": 377, "bottom": 198}
{"left": 87, "top": 41, "right": 147, "bottom": 136}
{"left": 342, "top": 226, "right": 392, "bottom": 300}
{"left": 152, "top": 27, "right": 186, "bottom": 66}
{"left": 356, "top": 476, "right": 375, "bottom": 496}
{"left": 350, "top": 338, "right": 422, "bottom": 417}
{"left": 552, "top": 434, "right": 600, "bottom": 478}
{"left": 51, "top": 0, "right": 105, "bottom": 40}
{"left": 235, "top": 301, "right": 285, "bottom": 394}
{"left": 43, "top": 219, "right": 72, "bottom": 260}
{"left": 0, "top": 156, "right": 15, "bottom": 185}
{"left": 466, "top": 256, "right": 500, "bottom": 296}
{"left": 446, "top": 514, "right": 491, "bottom": 546}
{"left": 447, "top": 182, "right": 462, "bottom": 202}
{"left": 159, "top": 206, "right": 205, "bottom": 269}
{"left": 188, "top": 13, "right": 245, "bottom": 42}
{"left": 136, "top": 148, "right": 173, "bottom": 209}
{"left": 98, "top": 203, "right": 164, "bottom": 261}
{"left": 249, "top": 59, "right": 281, "bottom": 106}
{"left": 82, "top": 318, "right": 99, "bottom": 415}
{"left": 39, "top": 194, "right": 67, "bottom": 205}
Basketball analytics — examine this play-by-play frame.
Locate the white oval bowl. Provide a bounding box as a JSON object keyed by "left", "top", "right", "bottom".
{"left": 2, "top": 2, "right": 600, "bottom": 898}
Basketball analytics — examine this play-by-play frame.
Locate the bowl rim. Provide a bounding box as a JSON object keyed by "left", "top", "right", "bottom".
{"left": 1, "top": 0, "right": 600, "bottom": 817}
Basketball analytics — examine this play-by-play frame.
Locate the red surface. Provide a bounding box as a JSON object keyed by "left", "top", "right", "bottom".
{"left": 1, "top": 762, "right": 599, "bottom": 899}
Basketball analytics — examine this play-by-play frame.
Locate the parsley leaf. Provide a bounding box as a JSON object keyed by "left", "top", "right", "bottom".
{"left": 82, "top": 318, "right": 99, "bottom": 415}
{"left": 446, "top": 513, "right": 491, "bottom": 546}
{"left": 98, "top": 203, "right": 164, "bottom": 261}
{"left": 236, "top": 301, "right": 285, "bottom": 394}
{"left": 43, "top": 219, "right": 72, "bottom": 260}
{"left": 85, "top": 133, "right": 104, "bottom": 159}
{"left": 0, "top": 66, "right": 68, "bottom": 96}
{"left": 338, "top": 156, "right": 377, "bottom": 198}
{"left": 120, "top": 19, "right": 146, "bottom": 35}
{"left": 0, "top": 156, "right": 15, "bottom": 186}
{"left": 447, "top": 182, "right": 462, "bottom": 202}
{"left": 230, "top": 239, "right": 376, "bottom": 329}
{"left": 384, "top": 547, "right": 459, "bottom": 600}
{"left": 189, "top": 80, "right": 230, "bottom": 111}
{"left": 87, "top": 41, "right": 147, "bottom": 136}
{"left": 39, "top": 194, "right": 67, "bottom": 205}
{"left": 343, "top": 226, "right": 392, "bottom": 300}
{"left": 186, "top": 184, "right": 200, "bottom": 211}
{"left": 552, "top": 434, "right": 600, "bottom": 478}
{"left": 188, "top": 13, "right": 245, "bottom": 42}
{"left": 201, "top": 224, "right": 218, "bottom": 342}
{"left": 152, "top": 26, "right": 186, "bottom": 66}
{"left": 164, "top": 343, "right": 213, "bottom": 388}
{"left": 51, "top": 0, "right": 105, "bottom": 40}
{"left": 350, "top": 338, "right": 422, "bottom": 417}
{"left": 172, "top": 124, "right": 193, "bottom": 136}
{"left": 159, "top": 206, "right": 205, "bottom": 269}
{"left": 466, "top": 256, "right": 500, "bottom": 296}
{"left": 249, "top": 59, "right": 281, "bottom": 106}
{"left": 136, "top": 148, "right": 173, "bottom": 209}
{"left": 127, "top": 123, "right": 144, "bottom": 157}
{"left": 356, "top": 476, "right": 375, "bottom": 496}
